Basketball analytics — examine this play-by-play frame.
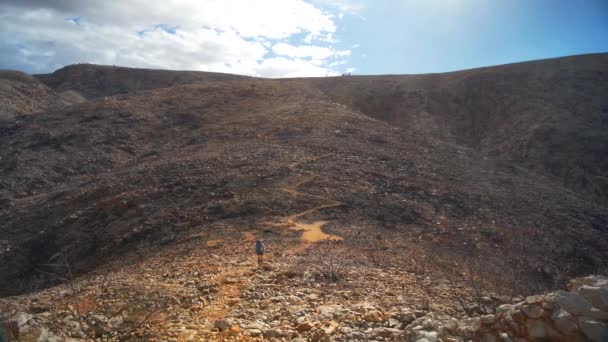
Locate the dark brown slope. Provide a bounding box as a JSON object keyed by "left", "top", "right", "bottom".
{"left": 301, "top": 53, "right": 608, "bottom": 205}
{"left": 35, "top": 63, "right": 250, "bottom": 99}
{"left": 0, "top": 71, "right": 63, "bottom": 122}
{"left": 1, "top": 79, "right": 607, "bottom": 296}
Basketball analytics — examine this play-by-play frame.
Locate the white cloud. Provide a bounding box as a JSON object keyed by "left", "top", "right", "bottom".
{"left": 0, "top": 0, "right": 352, "bottom": 77}
{"left": 309, "top": 0, "right": 363, "bottom": 15}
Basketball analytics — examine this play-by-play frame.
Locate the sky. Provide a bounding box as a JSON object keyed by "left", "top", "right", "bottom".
{"left": 1, "top": 0, "right": 607, "bottom": 77}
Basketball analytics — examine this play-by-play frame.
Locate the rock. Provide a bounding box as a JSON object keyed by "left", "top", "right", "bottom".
{"left": 498, "top": 332, "right": 511, "bottom": 342}
{"left": 339, "top": 326, "right": 352, "bottom": 334}
{"left": 414, "top": 310, "right": 427, "bottom": 318}
{"left": 495, "top": 304, "right": 511, "bottom": 316}
{"left": 349, "top": 330, "right": 366, "bottom": 340}
{"left": 552, "top": 309, "right": 578, "bottom": 335}
{"left": 372, "top": 327, "right": 400, "bottom": 339}
{"left": 480, "top": 314, "right": 495, "bottom": 325}
{"left": 214, "top": 318, "right": 233, "bottom": 331}
{"left": 297, "top": 321, "right": 314, "bottom": 332}
{"left": 228, "top": 325, "right": 241, "bottom": 336}
{"left": 525, "top": 319, "right": 546, "bottom": 339}
{"left": 569, "top": 275, "right": 608, "bottom": 292}
{"left": 245, "top": 328, "right": 262, "bottom": 337}
{"left": 388, "top": 318, "right": 400, "bottom": 327}
{"left": 18, "top": 327, "right": 62, "bottom": 342}
{"left": 411, "top": 330, "right": 438, "bottom": 342}
{"left": 16, "top": 312, "right": 33, "bottom": 329}
{"left": 578, "top": 285, "right": 608, "bottom": 311}
{"left": 550, "top": 290, "right": 593, "bottom": 315}
{"left": 364, "top": 310, "right": 384, "bottom": 323}
{"left": 189, "top": 304, "right": 203, "bottom": 312}
{"left": 264, "top": 328, "right": 284, "bottom": 338}
{"left": 108, "top": 315, "right": 124, "bottom": 328}
{"left": 29, "top": 302, "right": 49, "bottom": 314}
{"left": 525, "top": 295, "right": 544, "bottom": 304}
{"left": 522, "top": 304, "right": 544, "bottom": 319}
{"left": 512, "top": 296, "right": 524, "bottom": 303}
{"left": 393, "top": 311, "right": 416, "bottom": 325}
{"left": 578, "top": 318, "right": 608, "bottom": 342}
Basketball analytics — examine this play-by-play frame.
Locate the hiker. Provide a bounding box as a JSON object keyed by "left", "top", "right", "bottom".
{"left": 255, "top": 239, "right": 265, "bottom": 265}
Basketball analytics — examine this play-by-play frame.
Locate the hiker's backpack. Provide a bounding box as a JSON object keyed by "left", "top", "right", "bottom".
{"left": 255, "top": 240, "right": 265, "bottom": 255}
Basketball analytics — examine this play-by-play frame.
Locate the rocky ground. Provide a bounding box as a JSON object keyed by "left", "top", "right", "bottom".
{"left": 1, "top": 232, "right": 607, "bottom": 341}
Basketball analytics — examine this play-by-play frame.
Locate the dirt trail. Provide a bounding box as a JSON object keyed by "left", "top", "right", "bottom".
{"left": 199, "top": 154, "right": 343, "bottom": 335}
{"left": 197, "top": 233, "right": 255, "bottom": 334}
{"left": 283, "top": 153, "right": 344, "bottom": 244}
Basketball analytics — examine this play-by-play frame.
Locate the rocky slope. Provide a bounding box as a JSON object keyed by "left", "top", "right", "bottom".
{"left": 306, "top": 53, "right": 608, "bottom": 205}
{"left": 0, "top": 71, "right": 63, "bottom": 122}
{"left": 0, "top": 54, "right": 607, "bottom": 341}
{"left": 35, "top": 64, "right": 249, "bottom": 99}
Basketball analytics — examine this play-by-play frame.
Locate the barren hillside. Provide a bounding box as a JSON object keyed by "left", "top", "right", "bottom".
{"left": 0, "top": 71, "right": 63, "bottom": 122}
{"left": 35, "top": 64, "right": 249, "bottom": 100}
{"left": 1, "top": 54, "right": 607, "bottom": 341}
{"left": 305, "top": 53, "right": 608, "bottom": 205}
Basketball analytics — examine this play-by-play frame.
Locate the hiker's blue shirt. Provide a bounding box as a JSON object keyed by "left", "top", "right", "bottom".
{"left": 256, "top": 240, "right": 265, "bottom": 254}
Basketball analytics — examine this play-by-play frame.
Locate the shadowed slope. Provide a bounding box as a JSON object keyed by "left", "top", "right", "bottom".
{"left": 301, "top": 53, "right": 608, "bottom": 204}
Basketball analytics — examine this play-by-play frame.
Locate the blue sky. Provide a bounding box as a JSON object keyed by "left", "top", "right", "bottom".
{"left": 325, "top": 0, "right": 608, "bottom": 74}
{"left": 1, "top": 0, "right": 607, "bottom": 77}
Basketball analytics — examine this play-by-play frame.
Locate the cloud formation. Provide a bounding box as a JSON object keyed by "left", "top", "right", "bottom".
{"left": 0, "top": 0, "right": 352, "bottom": 77}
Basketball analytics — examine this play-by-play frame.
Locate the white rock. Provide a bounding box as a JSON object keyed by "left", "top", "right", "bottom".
{"left": 16, "top": 312, "right": 33, "bottom": 328}
{"left": 569, "top": 275, "right": 608, "bottom": 292}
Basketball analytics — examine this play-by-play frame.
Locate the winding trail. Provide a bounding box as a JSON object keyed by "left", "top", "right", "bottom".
{"left": 199, "top": 153, "right": 343, "bottom": 337}
{"left": 282, "top": 153, "right": 344, "bottom": 244}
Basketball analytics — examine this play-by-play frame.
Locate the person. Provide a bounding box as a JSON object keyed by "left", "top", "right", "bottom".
{"left": 255, "top": 239, "right": 265, "bottom": 266}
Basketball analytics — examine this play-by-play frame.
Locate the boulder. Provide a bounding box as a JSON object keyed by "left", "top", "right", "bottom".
{"left": 549, "top": 291, "right": 593, "bottom": 315}
{"left": 578, "top": 285, "right": 608, "bottom": 311}
{"left": 552, "top": 309, "right": 578, "bottom": 335}
{"left": 578, "top": 318, "right": 608, "bottom": 342}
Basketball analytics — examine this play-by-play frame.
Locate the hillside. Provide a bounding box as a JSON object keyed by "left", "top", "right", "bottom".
{"left": 307, "top": 53, "right": 608, "bottom": 205}
{"left": 35, "top": 64, "right": 249, "bottom": 100}
{"left": 0, "top": 71, "right": 63, "bottom": 122}
{"left": 1, "top": 55, "right": 607, "bottom": 341}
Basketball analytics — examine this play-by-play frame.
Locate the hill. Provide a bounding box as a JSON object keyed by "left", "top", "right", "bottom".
{"left": 307, "top": 53, "right": 608, "bottom": 205}
{"left": 0, "top": 55, "right": 607, "bottom": 341}
{"left": 35, "top": 63, "right": 249, "bottom": 99}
